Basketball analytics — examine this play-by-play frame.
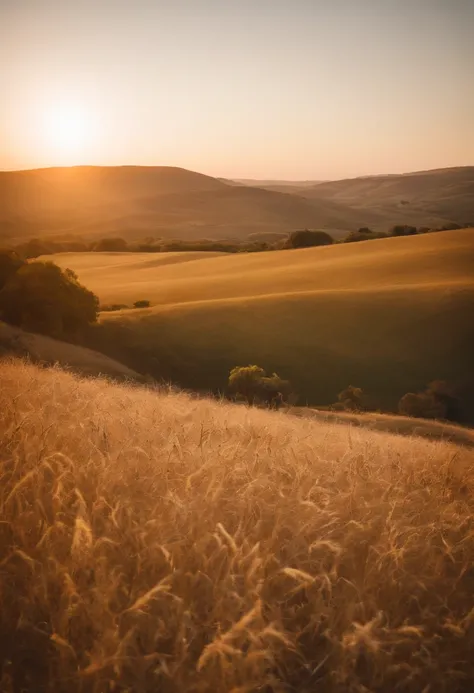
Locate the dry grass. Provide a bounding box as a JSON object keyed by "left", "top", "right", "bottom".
{"left": 43, "top": 227, "right": 474, "bottom": 306}
{"left": 294, "top": 408, "right": 474, "bottom": 449}
{"left": 1, "top": 358, "right": 474, "bottom": 692}
{"left": 45, "top": 230, "right": 474, "bottom": 410}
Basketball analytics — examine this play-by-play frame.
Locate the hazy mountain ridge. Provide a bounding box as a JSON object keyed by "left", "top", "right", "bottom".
{"left": 0, "top": 165, "right": 470, "bottom": 242}
{"left": 300, "top": 166, "right": 474, "bottom": 222}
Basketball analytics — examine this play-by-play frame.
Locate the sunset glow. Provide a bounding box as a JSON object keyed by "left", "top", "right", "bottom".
{"left": 1, "top": 0, "right": 473, "bottom": 177}
{"left": 37, "top": 100, "right": 100, "bottom": 165}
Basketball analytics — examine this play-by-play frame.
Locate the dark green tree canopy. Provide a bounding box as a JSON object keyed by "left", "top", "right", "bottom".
{"left": 0, "top": 249, "right": 25, "bottom": 291}
{"left": 228, "top": 365, "right": 291, "bottom": 407}
{"left": 0, "top": 261, "right": 99, "bottom": 339}
{"left": 286, "top": 229, "right": 333, "bottom": 249}
{"left": 93, "top": 238, "right": 129, "bottom": 252}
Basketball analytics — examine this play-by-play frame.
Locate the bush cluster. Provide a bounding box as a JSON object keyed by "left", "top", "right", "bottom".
{"left": 398, "top": 381, "right": 461, "bottom": 421}
{"left": 342, "top": 222, "right": 473, "bottom": 244}
{"left": 0, "top": 250, "right": 99, "bottom": 340}
{"left": 228, "top": 365, "right": 292, "bottom": 408}
{"left": 8, "top": 220, "right": 472, "bottom": 261}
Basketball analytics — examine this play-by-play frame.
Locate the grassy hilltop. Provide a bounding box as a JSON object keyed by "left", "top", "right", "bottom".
{"left": 46, "top": 228, "right": 474, "bottom": 413}
{"left": 1, "top": 358, "right": 474, "bottom": 692}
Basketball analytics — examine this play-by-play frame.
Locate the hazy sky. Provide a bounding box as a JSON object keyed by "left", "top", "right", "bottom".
{"left": 1, "top": 0, "right": 473, "bottom": 179}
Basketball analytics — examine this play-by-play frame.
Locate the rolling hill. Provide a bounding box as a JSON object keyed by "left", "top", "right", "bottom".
{"left": 300, "top": 166, "right": 474, "bottom": 227}
{"left": 0, "top": 321, "right": 141, "bottom": 380}
{"left": 45, "top": 228, "right": 474, "bottom": 415}
{"left": 1, "top": 165, "right": 469, "bottom": 244}
{"left": 1, "top": 357, "right": 474, "bottom": 691}
{"left": 0, "top": 165, "right": 374, "bottom": 243}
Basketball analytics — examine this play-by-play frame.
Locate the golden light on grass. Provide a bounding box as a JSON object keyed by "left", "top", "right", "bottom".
{"left": 1, "top": 358, "right": 474, "bottom": 691}
{"left": 42, "top": 228, "right": 474, "bottom": 411}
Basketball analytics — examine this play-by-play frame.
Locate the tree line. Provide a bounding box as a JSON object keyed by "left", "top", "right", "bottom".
{"left": 6, "top": 221, "right": 473, "bottom": 260}
{"left": 228, "top": 366, "right": 470, "bottom": 424}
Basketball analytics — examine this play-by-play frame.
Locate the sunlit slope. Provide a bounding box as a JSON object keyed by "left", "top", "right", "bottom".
{"left": 47, "top": 227, "right": 473, "bottom": 306}
{"left": 40, "top": 250, "right": 224, "bottom": 304}
{"left": 2, "top": 360, "right": 474, "bottom": 691}
{"left": 69, "top": 229, "right": 474, "bottom": 410}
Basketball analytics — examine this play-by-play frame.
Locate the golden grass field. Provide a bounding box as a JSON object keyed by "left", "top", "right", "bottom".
{"left": 45, "top": 229, "right": 474, "bottom": 410}
{"left": 295, "top": 407, "right": 474, "bottom": 449}
{"left": 2, "top": 358, "right": 474, "bottom": 692}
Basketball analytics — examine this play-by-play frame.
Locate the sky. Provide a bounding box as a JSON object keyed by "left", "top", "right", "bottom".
{"left": 1, "top": 0, "right": 473, "bottom": 179}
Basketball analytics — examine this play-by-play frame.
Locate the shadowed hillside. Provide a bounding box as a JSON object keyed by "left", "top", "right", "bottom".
{"left": 0, "top": 165, "right": 374, "bottom": 242}
{"left": 0, "top": 321, "right": 142, "bottom": 380}
{"left": 1, "top": 165, "right": 468, "bottom": 243}
{"left": 301, "top": 166, "right": 474, "bottom": 226}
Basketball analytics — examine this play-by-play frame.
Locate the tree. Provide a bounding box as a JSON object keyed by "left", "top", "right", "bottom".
{"left": 133, "top": 300, "right": 151, "bottom": 308}
{"left": 0, "top": 249, "right": 25, "bottom": 291}
{"left": 0, "top": 262, "right": 99, "bottom": 339}
{"left": 286, "top": 229, "right": 333, "bottom": 249}
{"left": 338, "top": 385, "right": 364, "bottom": 411}
{"left": 398, "top": 381, "right": 461, "bottom": 421}
{"left": 343, "top": 231, "right": 387, "bottom": 243}
{"left": 398, "top": 392, "right": 446, "bottom": 419}
{"left": 390, "top": 225, "right": 418, "bottom": 237}
{"left": 426, "top": 381, "right": 460, "bottom": 421}
{"left": 16, "top": 238, "right": 53, "bottom": 259}
{"left": 358, "top": 227, "right": 373, "bottom": 234}
{"left": 259, "top": 374, "right": 291, "bottom": 409}
{"left": 228, "top": 365, "right": 292, "bottom": 407}
{"left": 228, "top": 365, "right": 266, "bottom": 405}
{"left": 93, "top": 238, "right": 129, "bottom": 252}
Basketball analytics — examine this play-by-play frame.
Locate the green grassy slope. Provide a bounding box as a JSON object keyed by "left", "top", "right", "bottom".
{"left": 51, "top": 229, "right": 474, "bottom": 413}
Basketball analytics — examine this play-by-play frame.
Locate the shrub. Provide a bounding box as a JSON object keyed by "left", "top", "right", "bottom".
{"left": 398, "top": 381, "right": 461, "bottom": 421}
{"left": 0, "top": 262, "right": 99, "bottom": 339}
{"left": 398, "top": 392, "right": 446, "bottom": 419}
{"left": 0, "top": 249, "right": 25, "bottom": 290}
{"left": 343, "top": 231, "right": 387, "bottom": 243}
{"left": 426, "top": 380, "right": 461, "bottom": 421}
{"left": 133, "top": 300, "right": 151, "bottom": 309}
{"left": 259, "top": 374, "right": 292, "bottom": 409}
{"left": 13, "top": 238, "right": 91, "bottom": 258}
{"left": 440, "top": 223, "right": 461, "bottom": 231}
{"left": 93, "top": 237, "right": 129, "bottom": 252}
{"left": 100, "top": 303, "right": 130, "bottom": 312}
{"left": 285, "top": 229, "right": 333, "bottom": 249}
{"left": 228, "top": 365, "right": 292, "bottom": 407}
{"left": 228, "top": 365, "right": 266, "bottom": 405}
{"left": 390, "top": 225, "right": 418, "bottom": 237}
{"left": 337, "top": 385, "right": 364, "bottom": 411}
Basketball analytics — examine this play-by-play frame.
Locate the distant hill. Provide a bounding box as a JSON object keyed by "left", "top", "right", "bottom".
{"left": 0, "top": 165, "right": 371, "bottom": 242}
{"left": 0, "top": 165, "right": 470, "bottom": 243}
{"left": 300, "top": 166, "right": 474, "bottom": 227}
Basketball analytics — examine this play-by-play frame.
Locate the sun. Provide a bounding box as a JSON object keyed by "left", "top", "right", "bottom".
{"left": 40, "top": 101, "right": 99, "bottom": 164}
